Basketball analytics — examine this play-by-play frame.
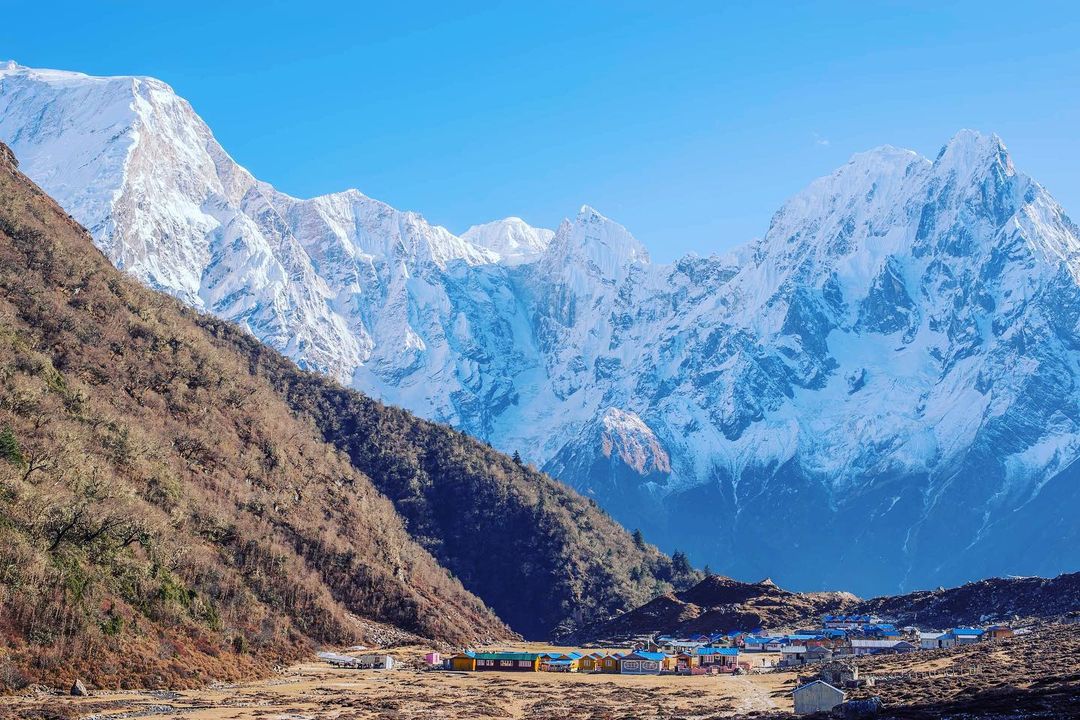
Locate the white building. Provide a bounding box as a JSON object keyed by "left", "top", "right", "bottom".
{"left": 358, "top": 654, "right": 395, "bottom": 670}
{"left": 793, "top": 680, "right": 846, "bottom": 715}
{"left": 780, "top": 646, "right": 809, "bottom": 666}
{"left": 920, "top": 632, "right": 946, "bottom": 650}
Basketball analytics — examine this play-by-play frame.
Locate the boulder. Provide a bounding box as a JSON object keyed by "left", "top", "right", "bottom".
{"left": 835, "top": 696, "right": 882, "bottom": 719}
{"left": 70, "top": 678, "right": 89, "bottom": 696}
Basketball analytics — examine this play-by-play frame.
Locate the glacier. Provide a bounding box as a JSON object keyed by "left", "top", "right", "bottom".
{"left": 2, "top": 60, "right": 1079, "bottom": 596}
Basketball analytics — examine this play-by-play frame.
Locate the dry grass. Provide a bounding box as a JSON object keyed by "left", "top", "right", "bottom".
{"left": 7, "top": 629, "right": 1079, "bottom": 719}
{"left": 0, "top": 654, "right": 793, "bottom": 720}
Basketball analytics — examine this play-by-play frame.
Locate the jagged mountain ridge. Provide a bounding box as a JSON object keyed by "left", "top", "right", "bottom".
{"left": 3, "top": 61, "right": 1080, "bottom": 596}
{"left": 573, "top": 571, "right": 1080, "bottom": 643}
{"left": 0, "top": 133, "right": 691, "bottom": 695}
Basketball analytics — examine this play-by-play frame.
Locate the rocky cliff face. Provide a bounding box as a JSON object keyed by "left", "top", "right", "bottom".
{"left": 4, "top": 61, "right": 1079, "bottom": 596}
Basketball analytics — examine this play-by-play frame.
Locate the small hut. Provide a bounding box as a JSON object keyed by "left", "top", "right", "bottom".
{"left": 357, "top": 654, "right": 395, "bottom": 670}
{"left": 793, "top": 680, "right": 846, "bottom": 715}
{"left": 472, "top": 652, "right": 542, "bottom": 671}
{"left": 618, "top": 651, "right": 667, "bottom": 675}
{"left": 449, "top": 652, "right": 477, "bottom": 671}
{"left": 579, "top": 652, "right": 605, "bottom": 672}
{"left": 598, "top": 653, "right": 623, "bottom": 673}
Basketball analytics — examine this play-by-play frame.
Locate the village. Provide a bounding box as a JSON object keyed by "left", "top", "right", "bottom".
{"left": 317, "top": 614, "right": 1028, "bottom": 716}
{"left": 10, "top": 619, "right": 1073, "bottom": 719}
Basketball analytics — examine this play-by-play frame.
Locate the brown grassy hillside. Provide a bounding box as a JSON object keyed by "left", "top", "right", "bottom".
{"left": 0, "top": 143, "right": 511, "bottom": 692}
{"left": 194, "top": 302, "right": 698, "bottom": 640}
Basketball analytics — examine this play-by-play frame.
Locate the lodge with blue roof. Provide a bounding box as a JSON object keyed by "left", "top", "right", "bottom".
{"left": 619, "top": 650, "right": 672, "bottom": 674}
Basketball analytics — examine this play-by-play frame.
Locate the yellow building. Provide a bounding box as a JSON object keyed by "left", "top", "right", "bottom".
{"left": 598, "top": 654, "right": 622, "bottom": 673}
{"left": 579, "top": 653, "right": 604, "bottom": 672}
{"left": 449, "top": 653, "right": 477, "bottom": 671}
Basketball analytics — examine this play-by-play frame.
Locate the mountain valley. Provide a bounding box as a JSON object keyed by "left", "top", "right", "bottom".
{"left": 3, "top": 62, "right": 1078, "bottom": 596}
{"left": 0, "top": 140, "right": 683, "bottom": 692}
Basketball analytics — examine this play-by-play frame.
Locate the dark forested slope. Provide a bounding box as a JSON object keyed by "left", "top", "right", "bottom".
{"left": 196, "top": 316, "right": 699, "bottom": 639}
{"left": 0, "top": 143, "right": 510, "bottom": 692}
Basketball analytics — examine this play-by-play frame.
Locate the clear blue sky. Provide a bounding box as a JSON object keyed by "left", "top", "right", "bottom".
{"left": 4, "top": 1, "right": 1080, "bottom": 261}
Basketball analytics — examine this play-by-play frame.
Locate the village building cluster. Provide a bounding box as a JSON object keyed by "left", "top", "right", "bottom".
{"left": 445, "top": 646, "right": 742, "bottom": 675}
{"left": 318, "top": 615, "right": 1020, "bottom": 715}
{"left": 439, "top": 616, "right": 1016, "bottom": 681}
{"left": 751, "top": 616, "right": 1018, "bottom": 668}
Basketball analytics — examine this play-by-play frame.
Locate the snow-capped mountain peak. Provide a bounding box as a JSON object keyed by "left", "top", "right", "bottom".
{"left": 935, "top": 128, "right": 1011, "bottom": 176}
{"left": 542, "top": 205, "right": 649, "bottom": 283}
{"left": 0, "top": 61, "right": 500, "bottom": 382}
{"left": 460, "top": 216, "right": 554, "bottom": 265}
{"left": 3, "top": 61, "right": 1079, "bottom": 598}
{"left": 597, "top": 408, "right": 670, "bottom": 475}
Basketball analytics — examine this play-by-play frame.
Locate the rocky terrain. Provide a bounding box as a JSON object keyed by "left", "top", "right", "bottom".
{"left": 0, "top": 653, "right": 794, "bottom": 720}
{"left": 571, "top": 576, "right": 854, "bottom": 642}
{"left": 855, "top": 572, "right": 1080, "bottom": 629}
{"left": 575, "top": 572, "right": 1080, "bottom": 642}
{"left": 836, "top": 623, "right": 1080, "bottom": 718}
{"left": 3, "top": 62, "right": 1079, "bottom": 597}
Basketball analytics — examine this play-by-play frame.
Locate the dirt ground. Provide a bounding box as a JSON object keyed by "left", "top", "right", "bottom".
{"left": 9, "top": 627, "right": 1078, "bottom": 719}
{"left": 0, "top": 645, "right": 797, "bottom": 720}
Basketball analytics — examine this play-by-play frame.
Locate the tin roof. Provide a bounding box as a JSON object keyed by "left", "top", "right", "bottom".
{"left": 744, "top": 635, "right": 782, "bottom": 644}
{"left": 695, "top": 647, "right": 739, "bottom": 656}
{"left": 793, "top": 680, "right": 845, "bottom": 697}
{"left": 472, "top": 652, "right": 539, "bottom": 661}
